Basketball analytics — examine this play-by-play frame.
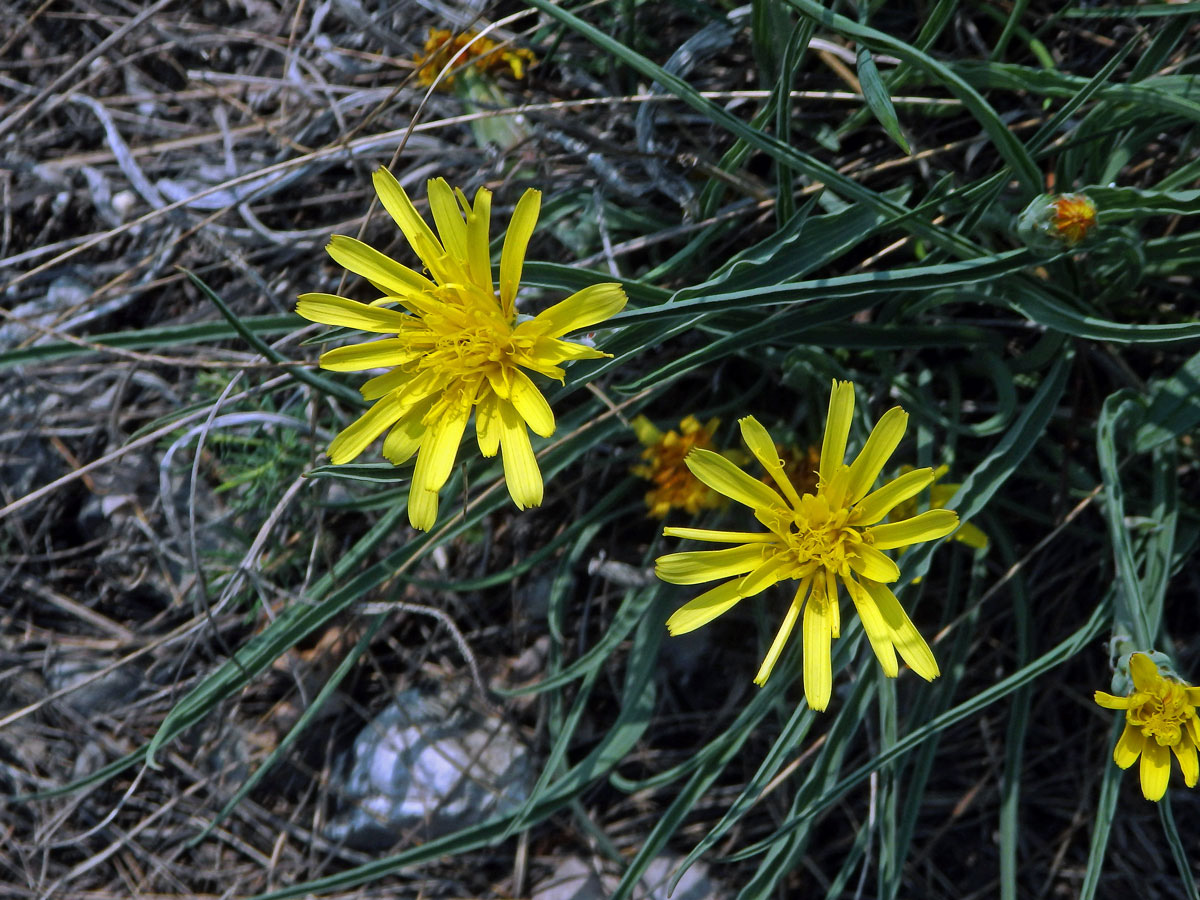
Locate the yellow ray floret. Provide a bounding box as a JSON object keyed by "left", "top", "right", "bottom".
{"left": 1095, "top": 652, "right": 1200, "bottom": 801}
{"left": 297, "top": 168, "right": 626, "bottom": 530}
{"left": 655, "top": 380, "right": 959, "bottom": 712}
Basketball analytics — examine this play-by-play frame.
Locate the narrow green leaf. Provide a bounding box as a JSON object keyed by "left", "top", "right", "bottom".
{"left": 1078, "top": 721, "right": 1126, "bottom": 900}
{"left": 857, "top": 47, "right": 911, "bottom": 154}
{"left": 183, "top": 268, "right": 363, "bottom": 406}
{"left": 0, "top": 314, "right": 299, "bottom": 369}
{"left": 610, "top": 250, "right": 1036, "bottom": 328}
{"left": 1008, "top": 284, "right": 1200, "bottom": 345}
{"left": 726, "top": 599, "right": 1110, "bottom": 862}
{"left": 783, "top": 0, "right": 1042, "bottom": 193}
{"left": 1159, "top": 796, "right": 1200, "bottom": 900}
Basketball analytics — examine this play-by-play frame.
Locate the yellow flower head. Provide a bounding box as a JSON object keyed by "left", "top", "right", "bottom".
{"left": 1095, "top": 653, "right": 1200, "bottom": 801}
{"left": 414, "top": 28, "right": 537, "bottom": 89}
{"left": 1051, "top": 193, "right": 1098, "bottom": 246}
{"left": 296, "top": 168, "right": 626, "bottom": 530}
{"left": 631, "top": 415, "right": 726, "bottom": 518}
{"left": 1016, "top": 191, "right": 1098, "bottom": 252}
{"left": 655, "top": 381, "right": 958, "bottom": 711}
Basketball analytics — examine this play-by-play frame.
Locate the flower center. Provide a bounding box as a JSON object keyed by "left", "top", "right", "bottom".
{"left": 1129, "top": 682, "right": 1195, "bottom": 747}
{"left": 760, "top": 490, "right": 864, "bottom": 578}
{"left": 406, "top": 292, "right": 537, "bottom": 422}
{"left": 418, "top": 293, "right": 524, "bottom": 378}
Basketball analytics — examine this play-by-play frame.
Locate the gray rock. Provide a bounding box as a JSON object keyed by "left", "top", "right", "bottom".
{"left": 44, "top": 657, "right": 143, "bottom": 715}
{"left": 531, "top": 857, "right": 606, "bottom": 900}
{"left": 325, "top": 687, "right": 532, "bottom": 849}
{"left": 532, "top": 854, "right": 721, "bottom": 900}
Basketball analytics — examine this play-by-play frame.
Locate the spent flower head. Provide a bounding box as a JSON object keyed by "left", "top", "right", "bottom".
{"left": 297, "top": 168, "right": 626, "bottom": 530}
{"left": 1095, "top": 652, "right": 1200, "bottom": 801}
{"left": 631, "top": 414, "right": 727, "bottom": 518}
{"left": 655, "top": 380, "right": 958, "bottom": 711}
{"left": 414, "top": 28, "right": 536, "bottom": 89}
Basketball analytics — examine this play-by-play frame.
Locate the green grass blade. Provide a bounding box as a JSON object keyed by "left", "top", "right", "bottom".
{"left": 726, "top": 599, "right": 1109, "bottom": 862}
{"left": 183, "top": 268, "right": 363, "bottom": 406}
{"left": 1097, "top": 391, "right": 1154, "bottom": 647}
{"left": 783, "top": 0, "right": 1042, "bottom": 194}
{"left": 1078, "top": 721, "right": 1125, "bottom": 900}
{"left": 0, "top": 314, "right": 298, "bottom": 368}
{"left": 856, "top": 47, "right": 910, "bottom": 154}
{"left": 1158, "top": 795, "right": 1200, "bottom": 900}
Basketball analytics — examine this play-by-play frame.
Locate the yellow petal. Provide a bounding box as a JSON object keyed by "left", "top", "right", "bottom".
{"left": 847, "top": 543, "right": 900, "bottom": 583}
{"left": 754, "top": 586, "right": 806, "bottom": 685}
{"left": 475, "top": 390, "right": 501, "bottom": 457}
{"left": 1129, "top": 653, "right": 1161, "bottom": 692}
{"left": 327, "top": 393, "right": 409, "bottom": 464}
{"left": 461, "top": 185, "right": 493, "bottom": 295}
{"left": 662, "top": 527, "right": 776, "bottom": 544}
{"left": 803, "top": 597, "right": 833, "bottom": 712}
{"left": 427, "top": 177, "right": 469, "bottom": 265}
{"left": 500, "top": 188, "right": 541, "bottom": 318}
{"left": 828, "top": 580, "right": 841, "bottom": 638}
{"left": 360, "top": 367, "right": 416, "bottom": 401}
{"left": 868, "top": 509, "right": 959, "bottom": 550}
{"left": 1140, "top": 738, "right": 1170, "bottom": 801}
{"left": 319, "top": 338, "right": 420, "bottom": 372}
{"left": 666, "top": 579, "right": 743, "bottom": 636}
{"left": 410, "top": 400, "right": 470, "bottom": 496}
{"left": 1173, "top": 736, "right": 1198, "bottom": 788}
{"left": 954, "top": 521, "right": 990, "bottom": 550}
{"left": 929, "top": 482, "right": 959, "bottom": 508}
{"left": 684, "top": 448, "right": 787, "bottom": 511}
{"left": 845, "top": 406, "right": 908, "bottom": 504}
{"left": 1093, "top": 690, "right": 1132, "bottom": 710}
{"left": 819, "top": 380, "right": 855, "bottom": 482}
{"left": 846, "top": 577, "right": 898, "bottom": 677}
{"left": 1113, "top": 721, "right": 1144, "bottom": 769}
{"left": 655, "top": 544, "right": 769, "bottom": 585}
{"left": 296, "top": 293, "right": 413, "bottom": 333}
{"left": 408, "top": 485, "right": 438, "bottom": 531}
{"left": 733, "top": 555, "right": 793, "bottom": 600}
{"left": 498, "top": 399, "right": 543, "bottom": 509}
{"left": 530, "top": 337, "right": 609, "bottom": 366}
{"left": 738, "top": 416, "right": 804, "bottom": 507}
{"left": 372, "top": 167, "right": 445, "bottom": 273}
{"left": 508, "top": 369, "right": 555, "bottom": 438}
{"left": 861, "top": 579, "right": 939, "bottom": 681}
{"left": 853, "top": 467, "right": 935, "bottom": 525}
{"left": 362, "top": 369, "right": 441, "bottom": 414}
{"left": 382, "top": 401, "right": 431, "bottom": 465}
{"left": 326, "top": 234, "right": 434, "bottom": 299}
{"left": 526, "top": 283, "right": 627, "bottom": 339}
{"left": 631, "top": 414, "right": 662, "bottom": 447}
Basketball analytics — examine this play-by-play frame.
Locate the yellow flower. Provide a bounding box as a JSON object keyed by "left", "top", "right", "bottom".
{"left": 1095, "top": 653, "right": 1200, "bottom": 801}
{"left": 413, "top": 28, "right": 537, "bottom": 89}
{"left": 1051, "top": 193, "right": 1098, "bottom": 246}
{"left": 655, "top": 381, "right": 958, "bottom": 711}
{"left": 631, "top": 415, "right": 726, "bottom": 518}
{"left": 1016, "top": 191, "right": 1098, "bottom": 252}
{"left": 296, "top": 168, "right": 626, "bottom": 530}
{"left": 890, "top": 464, "right": 988, "bottom": 551}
